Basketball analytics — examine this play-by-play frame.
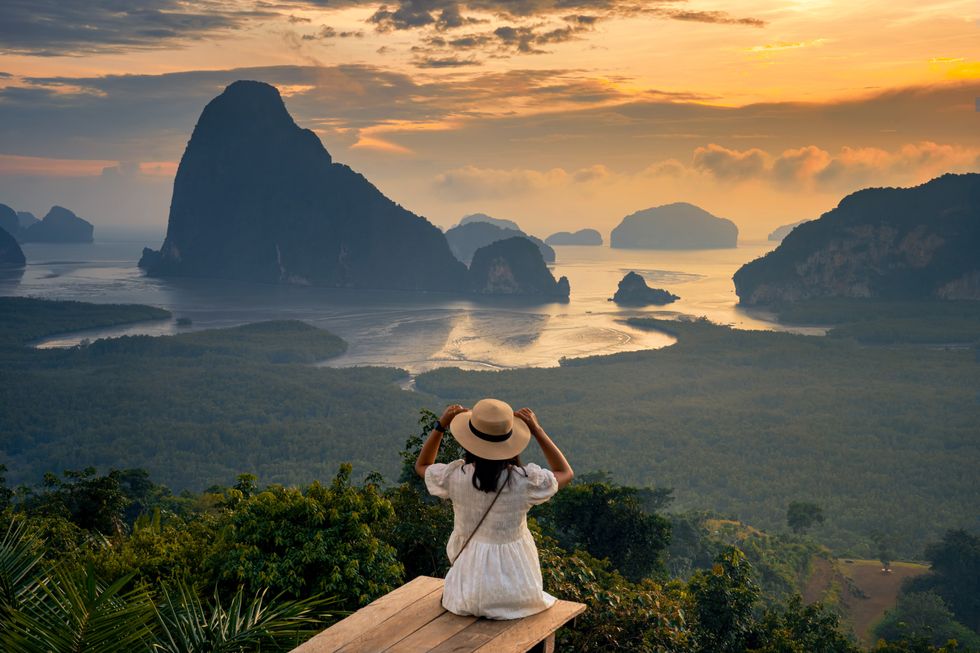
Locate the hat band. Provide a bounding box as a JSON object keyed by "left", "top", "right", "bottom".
{"left": 469, "top": 419, "right": 512, "bottom": 443}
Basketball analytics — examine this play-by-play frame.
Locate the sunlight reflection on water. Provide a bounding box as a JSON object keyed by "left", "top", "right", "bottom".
{"left": 10, "top": 236, "right": 825, "bottom": 374}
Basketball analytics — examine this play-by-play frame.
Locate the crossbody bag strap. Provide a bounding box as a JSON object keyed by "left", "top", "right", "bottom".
{"left": 449, "top": 465, "right": 513, "bottom": 566}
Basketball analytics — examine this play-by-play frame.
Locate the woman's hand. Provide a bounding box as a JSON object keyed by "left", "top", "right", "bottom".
{"left": 515, "top": 407, "right": 542, "bottom": 436}
{"left": 516, "top": 407, "right": 574, "bottom": 489}
{"left": 439, "top": 404, "right": 468, "bottom": 429}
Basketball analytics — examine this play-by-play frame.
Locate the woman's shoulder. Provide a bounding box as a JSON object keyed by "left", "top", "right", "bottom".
{"left": 518, "top": 463, "right": 559, "bottom": 504}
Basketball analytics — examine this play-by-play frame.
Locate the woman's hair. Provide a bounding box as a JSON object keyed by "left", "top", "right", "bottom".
{"left": 463, "top": 451, "right": 524, "bottom": 493}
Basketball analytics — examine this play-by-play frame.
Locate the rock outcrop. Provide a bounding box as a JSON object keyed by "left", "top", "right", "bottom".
{"left": 768, "top": 219, "right": 811, "bottom": 242}
{"left": 734, "top": 173, "right": 980, "bottom": 305}
{"left": 610, "top": 202, "right": 738, "bottom": 249}
{"left": 610, "top": 271, "right": 678, "bottom": 306}
{"left": 0, "top": 226, "right": 25, "bottom": 268}
{"left": 458, "top": 213, "right": 522, "bottom": 232}
{"left": 139, "top": 80, "right": 466, "bottom": 291}
{"left": 17, "top": 212, "right": 39, "bottom": 228}
{"left": 22, "top": 206, "right": 94, "bottom": 243}
{"left": 0, "top": 204, "right": 21, "bottom": 241}
{"left": 467, "top": 237, "right": 569, "bottom": 299}
{"left": 445, "top": 221, "right": 555, "bottom": 265}
{"left": 546, "top": 229, "right": 603, "bottom": 246}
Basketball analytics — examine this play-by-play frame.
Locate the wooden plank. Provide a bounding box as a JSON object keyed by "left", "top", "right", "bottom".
{"left": 336, "top": 585, "right": 448, "bottom": 653}
{"left": 473, "top": 600, "right": 587, "bottom": 653}
{"left": 428, "top": 619, "right": 517, "bottom": 653}
{"left": 383, "top": 611, "right": 478, "bottom": 653}
{"left": 291, "top": 576, "right": 444, "bottom": 653}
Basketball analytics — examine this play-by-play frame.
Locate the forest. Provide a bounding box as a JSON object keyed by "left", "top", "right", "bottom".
{"left": 1, "top": 419, "right": 978, "bottom": 652}
{"left": 0, "top": 297, "right": 978, "bottom": 649}
{"left": 0, "top": 298, "right": 977, "bottom": 559}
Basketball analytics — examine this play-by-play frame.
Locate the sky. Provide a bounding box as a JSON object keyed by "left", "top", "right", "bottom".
{"left": 0, "top": 0, "right": 977, "bottom": 239}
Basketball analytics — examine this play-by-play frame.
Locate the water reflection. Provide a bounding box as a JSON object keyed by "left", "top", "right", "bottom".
{"left": 17, "top": 238, "right": 825, "bottom": 373}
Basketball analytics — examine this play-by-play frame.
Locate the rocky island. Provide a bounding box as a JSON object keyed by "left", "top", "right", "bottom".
{"left": 467, "top": 237, "right": 569, "bottom": 299}
{"left": 457, "top": 213, "right": 522, "bottom": 232}
{"left": 545, "top": 229, "right": 603, "bottom": 246}
{"left": 0, "top": 205, "right": 20, "bottom": 241}
{"left": 0, "top": 226, "right": 25, "bottom": 268}
{"left": 139, "top": 80, "right": 466, "bottom": 291}
{"left": 445, "top": 220, "right": 555, "bottom": 265}
{"left": 768, "top": 219, "right": 811, "bottom": 242}
{"left": 734, "top": 173, "right": 980, "bottom": 305}
{"left": 17, "top": 212, "right": 39, "bottom": 229}
{"left": 610, "top": 202, "right": 738, "bottom": 249}
{"left": 0, "top": 204, "right": 94, "bottom": 243}
{"left": 610, "top": 271, "right": 678, "bottom": 306}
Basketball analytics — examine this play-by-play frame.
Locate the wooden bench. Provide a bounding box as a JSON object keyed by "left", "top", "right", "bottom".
{"left": 291, "top": 575, "right": 586, "bottom": 653}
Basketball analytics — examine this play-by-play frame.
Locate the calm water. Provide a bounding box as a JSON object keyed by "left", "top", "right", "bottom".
{"left": 0, "top": 230, "right": 822, "bottom": 373}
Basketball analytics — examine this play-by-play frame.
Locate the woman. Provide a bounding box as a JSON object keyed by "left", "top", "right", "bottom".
{"left": 415, "top": 398, "right": 574, "bottom": 619}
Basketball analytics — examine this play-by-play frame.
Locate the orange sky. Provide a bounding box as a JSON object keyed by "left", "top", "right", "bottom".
{"left": 0, "top": 0, "right": 977, "bottom": 237}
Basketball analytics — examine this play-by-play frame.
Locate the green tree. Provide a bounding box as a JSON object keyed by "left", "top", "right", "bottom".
{"left": 906, "top": 530, "right": 980, "bottom": 634}
{"left": 0, "top": 464, "right": 13, "bottom": 512}
{"left": 206, "top": 465, "right": 403, "bottom": 608}
{"left": 751, "top": 595, "right": 859, "bottom": 652}
{"left": 688, "top": 546, "right": 761, "bottom": 653}
{"left": 384, "top": 409, "right": 465, "bottom": 579}
{"left": 787, "top": 501, "right": 825, "bottom": 535}
{"left": 534, "top": 477, "right": 672, "bottom": 581}
{"left": 874, "top": 591, "right": 980, "bottom": 650}
{"left": 23, "top": 468, "right": 129, "bottom": 535}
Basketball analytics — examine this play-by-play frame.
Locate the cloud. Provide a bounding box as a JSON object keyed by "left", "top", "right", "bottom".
{"left": 659, "top": 9, "right": 765, "bottom": 27}
{"left": 688, "top": 141, "right": 980, "bottom": 190}
{"left": 0, "top": 0, "right": 274, "bottom": 56}
{"left": 692, "top": 144, "right": 768, "bottom": 180}
{"left": 413, "top": 55, "right": 482, "bottom": 67}
{"left": 745, "top": 39, "right": 827, "bottom": 53}
{"left": 433, "top": 164, "right": 613, "bottom": 199}
{"left": 302, "top": 26, "right": 365, "bottom": 39}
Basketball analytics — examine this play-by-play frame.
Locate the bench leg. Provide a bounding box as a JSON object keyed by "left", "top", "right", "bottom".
{"left": 528, "top": 632, "right": 555, "bottom": 653}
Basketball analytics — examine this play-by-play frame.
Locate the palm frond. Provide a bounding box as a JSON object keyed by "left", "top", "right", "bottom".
{"left": 0, "top": 518, "right": 46, "bottom": 612}
{"left": 155, "top": 579, "right": 342, "bottom": 653}
{"left": 1, "top": 564, "right": 156, "bottom": 653}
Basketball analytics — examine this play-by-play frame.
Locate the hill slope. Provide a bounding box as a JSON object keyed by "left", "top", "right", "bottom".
{"left": 735, "top": 174, "right": 980, "bottom": 305}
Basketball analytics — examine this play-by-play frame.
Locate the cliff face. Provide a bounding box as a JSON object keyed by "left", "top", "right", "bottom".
{"left": 611, "top": 271, "right": 678, "bottom": 306}
{"left": 546, "top": 229, "right": 603, "bottom": 246}
{"left": 0, "top": 226, "right": 25, "bottom": 268}
{"left": 610, "top": 202, "right": 738, "bottom": 249}
{"left": 445, "top": 221, "right": 555, "bottom": 265}
{"left": 23, "top": 206, "right": 94, "bottom": 243}
{"left": 734, "top": 174, "right": 980, "bottom": 305}
{"left": 139, "top": 80, "right": 466, "bottom": 291}
{"left": 0, "top": 205, "right": 21, "bottom": 241}
{"left": 467, "top": 237, "right": 569, "bottom": 299}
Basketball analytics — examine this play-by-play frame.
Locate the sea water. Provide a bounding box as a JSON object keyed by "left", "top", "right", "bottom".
{"left": 0, "top": 230, "right": 823, "bottom": 373}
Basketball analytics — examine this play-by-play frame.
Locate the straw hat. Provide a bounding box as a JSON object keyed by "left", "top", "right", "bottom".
{"left": 450, "top": 398, "right": 531, "bottom": 461}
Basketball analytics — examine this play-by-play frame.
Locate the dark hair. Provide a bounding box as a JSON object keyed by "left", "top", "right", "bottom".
{"left": 463, "top": 451, "right": 525, "bottom": 493}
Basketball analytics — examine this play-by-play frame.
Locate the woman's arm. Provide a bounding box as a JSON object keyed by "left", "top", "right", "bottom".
{"left": 515, "top": 408, "right": 574, "bottom": 489}
{"left": 415, "top": 404, "right": 467, "bottom": 479}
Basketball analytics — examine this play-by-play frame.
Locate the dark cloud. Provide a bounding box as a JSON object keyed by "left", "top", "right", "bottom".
{"left": 661, "top": 9, "right": 765, "bottom": 27}
{"left": 0, "top": 72, "right": 11, "bottom": 79}
{"left": 0, "top": 0, "right": 765, "bottom": 58}
{"left": 414, "top": 55, "right": 482, "bottom": 67}
{"left": 302, "top": 26, "right": 365, "bottom": 39}
{"left": 0, "top": 0, "right": 275, "bottom": 56}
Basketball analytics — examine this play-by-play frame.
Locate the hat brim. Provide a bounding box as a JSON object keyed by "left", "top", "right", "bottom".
{"left": 449, "top": 410, "right": 531, "bottom": 461}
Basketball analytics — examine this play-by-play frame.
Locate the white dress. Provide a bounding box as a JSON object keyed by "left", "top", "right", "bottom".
{"left": 425, "top": 459, "right": 559, "bottom": 620}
